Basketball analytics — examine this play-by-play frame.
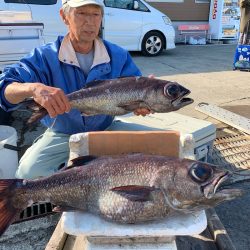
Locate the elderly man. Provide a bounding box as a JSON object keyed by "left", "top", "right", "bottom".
{"left": 0, "top": 0, "right": 149, "bottom": 179}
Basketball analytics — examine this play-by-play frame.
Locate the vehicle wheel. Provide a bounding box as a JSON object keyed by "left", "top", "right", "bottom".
{"left": 141, "top": 32, "right": 164, "bottom": 56}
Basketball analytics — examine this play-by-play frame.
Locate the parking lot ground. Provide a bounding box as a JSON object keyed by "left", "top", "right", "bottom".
{"left": 131, "top": 44, "right": 250, "bottom": 250}
{"left": 7, "top": 44, "right": 250, "bottom": 250}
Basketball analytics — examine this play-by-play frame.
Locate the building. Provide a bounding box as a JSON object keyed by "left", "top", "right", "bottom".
{"left": 147, "top": 0, "right": 210, "bottom": 22}
{"left": 146, "top": 0, "right": 240, "bottom": 43}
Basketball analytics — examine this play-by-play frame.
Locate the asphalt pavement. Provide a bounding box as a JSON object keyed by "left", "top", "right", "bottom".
{"left": 131, "top": 44, "right": 250, "bottom": 250}
{"left": 9, "top": 44, "right": 250, "bottom": 250}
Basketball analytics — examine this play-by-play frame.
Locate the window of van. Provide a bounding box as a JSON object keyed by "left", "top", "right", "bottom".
{"left": 4, "top": 0, "right": 56, "bottom": 4}
{"left": 104, "top": 0, "right": 149, "bottom": 12}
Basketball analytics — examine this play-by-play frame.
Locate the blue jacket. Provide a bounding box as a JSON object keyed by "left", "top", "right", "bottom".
{"left": 0, "top": 36, "right": 141, "bottom": 134}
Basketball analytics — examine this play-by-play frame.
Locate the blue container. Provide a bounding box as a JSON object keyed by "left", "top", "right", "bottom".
{"left": 233, "top": 45, "right": 250, "bottom": 71}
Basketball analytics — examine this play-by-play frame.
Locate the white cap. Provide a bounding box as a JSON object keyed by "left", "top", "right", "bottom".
{"left": 62, "top": 0, "right": 104, "bottom": 8}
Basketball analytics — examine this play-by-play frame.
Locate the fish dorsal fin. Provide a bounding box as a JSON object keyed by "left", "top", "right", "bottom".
{"left": 66, "top": 155, "right": 98, "bottom": 169}
{"left": 84, "top": 76, "right": 135, "bottom": 89}
{"left": 116, "top": 76, "right": 134, "bottom": 79}
{"left": 84, "top": 79, "right": 112, "bottom": 88}
{"left": 71, "top": 155, "right": 98, "bottom": 166}
{"left": 110, "top": 185, "right": 159, "bottom": 202}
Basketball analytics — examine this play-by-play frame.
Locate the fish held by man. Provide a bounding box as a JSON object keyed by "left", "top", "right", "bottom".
{"left": 0, "top": 153, "right": 243, "bottom": 236}
{"left": 24, "top": 76, "right": 194, "bottom": 124}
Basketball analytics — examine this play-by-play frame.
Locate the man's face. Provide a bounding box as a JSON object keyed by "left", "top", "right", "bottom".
{"left": 65, "top": 5, "right": 102, "bottom": 44}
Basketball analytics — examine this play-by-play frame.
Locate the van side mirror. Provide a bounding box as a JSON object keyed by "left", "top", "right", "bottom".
{"left": 133, "top": 0, "right": 139, "bottom": 10}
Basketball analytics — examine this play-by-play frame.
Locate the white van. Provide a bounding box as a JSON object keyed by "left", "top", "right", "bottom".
{"left": 0, "top": 0, "right": 175, "bottom": 57}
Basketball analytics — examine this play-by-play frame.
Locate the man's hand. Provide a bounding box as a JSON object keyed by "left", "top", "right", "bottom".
{"left": 31, "top": 83, "right": 71, "bottom": 118}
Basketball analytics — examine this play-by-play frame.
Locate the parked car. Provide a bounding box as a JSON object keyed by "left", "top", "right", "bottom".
{"left": 1, "top": 0, "right": 175, "bottom": 56}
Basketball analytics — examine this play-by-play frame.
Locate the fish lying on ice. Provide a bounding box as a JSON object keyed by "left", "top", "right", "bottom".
{"left": 0, "top": 153, "right": 242, "bottom": 236}
{"left": 24, "top": 76, "right": 193, "bottom": 124}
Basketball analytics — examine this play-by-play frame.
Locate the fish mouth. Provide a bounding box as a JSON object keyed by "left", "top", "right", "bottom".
{"left": 172, "top": 90, "right": 194, "bottom": 108}
{"left": 202, "top": 172, "right": 243, "bottom": 200}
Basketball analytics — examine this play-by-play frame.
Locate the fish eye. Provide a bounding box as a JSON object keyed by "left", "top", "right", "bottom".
{"left": 164, "top": 84, "right": 180, "bottom": 99}
{"left": 189, "top": 163, "right": 213, "bottom": 183}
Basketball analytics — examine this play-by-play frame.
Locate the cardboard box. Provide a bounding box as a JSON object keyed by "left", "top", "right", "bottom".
{"left": 69, "top": 130, "right": 181, "bottom": 163}
{"left": 107, "top": 113, "right": 216, "bottom": 162}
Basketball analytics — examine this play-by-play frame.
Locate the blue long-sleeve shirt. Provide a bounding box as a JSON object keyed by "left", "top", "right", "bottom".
{"left": 0, "top": 36, "right": 141, "bottom": 135}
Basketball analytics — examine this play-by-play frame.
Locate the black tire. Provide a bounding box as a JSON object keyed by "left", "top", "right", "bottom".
{"left": 141, "top": 31, "right": 165, "bottom": 56}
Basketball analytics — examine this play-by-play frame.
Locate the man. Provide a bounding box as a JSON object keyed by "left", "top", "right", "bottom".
{"left": 239, "top": 0, "right": 250, "bottom": 44}
{"left": 0, "top": 0, "right": 150, "bottom": 179}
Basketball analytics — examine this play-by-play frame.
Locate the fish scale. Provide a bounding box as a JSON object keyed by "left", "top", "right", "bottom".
{"left": 0, "top": 154, "right": 243, "bottom": 236}
{"left": 25, "top": 76, "right": 194, "bottom": 124}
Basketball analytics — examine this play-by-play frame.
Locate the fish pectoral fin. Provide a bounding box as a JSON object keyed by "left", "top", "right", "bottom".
{"left": 53, "top": 205, "right": 77, "bottom": 212}
{"left": 110, "top": 185, "right": 157, "bottom": 202}
{"left": 118, "top": 101, "right": 145, "bottom": 112}
{"left": 67, "top": 155, "right": 99, "bottom": 169}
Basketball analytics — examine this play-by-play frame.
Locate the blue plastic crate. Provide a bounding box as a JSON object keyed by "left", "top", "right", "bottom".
{"left": 233, "top": 44, "right": 250, "bottom": 71}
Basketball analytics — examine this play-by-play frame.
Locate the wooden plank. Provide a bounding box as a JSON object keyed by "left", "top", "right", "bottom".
{"left": 63, "top": 235, "right": 77, "bottom": 250}
{"left": 176, "top": 228, "right": 218, "bottom": 250}
{"left": 55, "top": 210, "right": 235, "bottom": 250}
{"left": 195, "top": 103, "right": 250, "bottom": 135}
{"left": 175, "top": 208, "right": 236, "bottom": 250}
{"left": 46, "top": 207, "right": 234, "bottom": 250}
{"left": 45, "top": 217, "right": 68, "bottom": 250}
{"left": 206, "top": 208, "right": 236, "bottom": 250}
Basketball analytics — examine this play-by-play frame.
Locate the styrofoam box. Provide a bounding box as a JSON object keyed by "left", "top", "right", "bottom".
{"left": 62, "top": 130, "right": 208, "bottom": 240}
{"left": 108, "top": 113, "right": 216, "bottom": 162}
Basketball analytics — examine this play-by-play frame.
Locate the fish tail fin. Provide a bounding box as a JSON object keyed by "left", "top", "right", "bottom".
{"left": 21, "top": 99, "right": 48, "bottom": 125}
{"left": 0, "top": 179, "right": 25, "bottom": 236}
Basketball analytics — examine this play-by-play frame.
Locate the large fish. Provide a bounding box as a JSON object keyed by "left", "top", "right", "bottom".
{"left": 0, "top": 154, "right": 243, "bottom": 236}
{"left": 25, "top": 76, "right": 193, "bottom": 124}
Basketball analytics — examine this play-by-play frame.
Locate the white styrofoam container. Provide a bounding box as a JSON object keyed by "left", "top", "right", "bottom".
{"left": 108, "top": 113, "right": 216, "bottom": 162}
{"left": 62, "top": 210, "right": 207, "bottom": 239}
{"left": 62, "top": 132, "right": 208, "bottom": 247}
{"left": 0, "top": 126, "right": 18, "bottom": 178}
